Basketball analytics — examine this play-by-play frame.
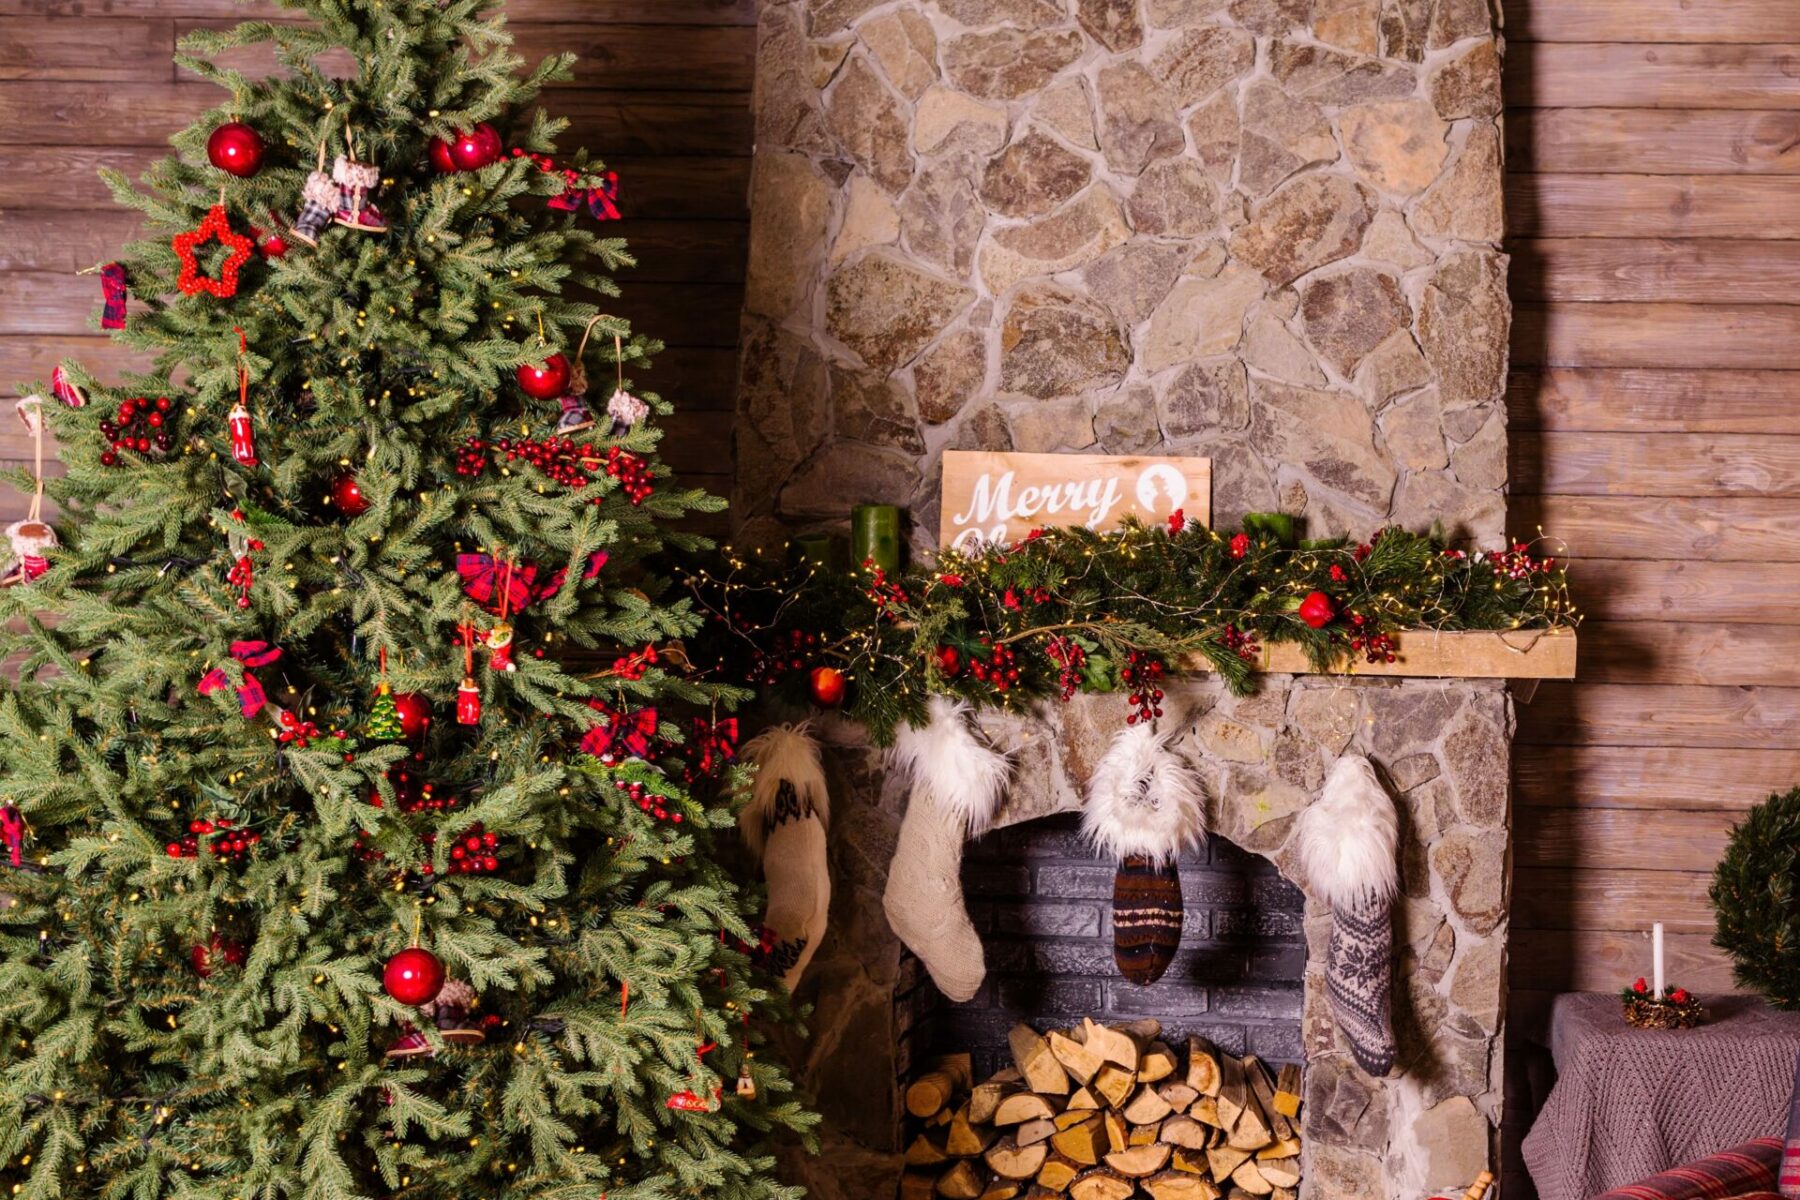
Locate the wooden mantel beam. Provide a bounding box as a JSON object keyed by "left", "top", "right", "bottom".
{"left": 1178, "top": 628, "right": 1577, "bottom": 681}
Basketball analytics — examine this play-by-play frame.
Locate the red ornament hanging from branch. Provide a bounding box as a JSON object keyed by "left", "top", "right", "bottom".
{"left": 173, "top": 204, "right": 255, "bottom": 299}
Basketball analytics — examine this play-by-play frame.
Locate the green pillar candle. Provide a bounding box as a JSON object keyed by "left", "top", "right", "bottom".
{"left": 851, "top": 504, "right": 902, "bottom": 574}
{"left": 1241, "top": 511, "right": 1298, "bottom": 548}
{"left": 789, "top": 533, "right": 836, "bottom": 571}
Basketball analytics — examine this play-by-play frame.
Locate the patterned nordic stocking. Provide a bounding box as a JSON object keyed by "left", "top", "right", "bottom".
{"left": 1298, "top": 754, "right": 1400, "bottom": 1076}
{"left": 738, "top": 724, "right": 831, "bottom": 991}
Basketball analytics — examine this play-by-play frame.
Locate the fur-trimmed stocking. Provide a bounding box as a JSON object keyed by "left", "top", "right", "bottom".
{"left": 883, "top": 697, "right": 1009, "bottom": 1002}
{"left": 1083, "top": 724, "right": 1207, "bottom": 986}
{"left": 738, "top": 724, "right": 831, "bottom": 991}
{"left": 1298, "top": 754, "right": 1400, "bottom": 1076}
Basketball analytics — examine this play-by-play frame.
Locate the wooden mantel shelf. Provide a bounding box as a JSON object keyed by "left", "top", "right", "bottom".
{"left": 1178, "top": 627, "right": 1577, "bottom": 680}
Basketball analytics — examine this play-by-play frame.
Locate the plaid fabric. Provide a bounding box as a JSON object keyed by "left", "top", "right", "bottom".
{"left": 1784, "top": 1048, "right": 1800, "bottom": 1198}
{"left": 1591, "top": 1137, "right": 1782, "bottom": 1200}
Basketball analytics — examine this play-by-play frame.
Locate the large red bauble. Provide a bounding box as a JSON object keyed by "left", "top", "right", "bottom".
{"left": 428, "top": 137, "right": 458, "bottom": 173}
{"left": 449, "top": 123, "right": 502, "bottom": 171}
{"left": 808, "top": 666, "right": 847, "bottom": 708}
{"left": 516, "top": 354, "right": 572, "bottom": 400}
{"left": 207, "top": 121, "right": 266, "bottom": 178}
{"left": 330, "top": 473, "right": 370, "bottom": 517}
{"left": 393, "top": 692, "right": 432, "bottom": 743}
{"left": 382, "top": 947, "right": 446, "bottom": 1006}
{"left": 191, "top": 935, "right": 247, "bottom": 978}
{"left": 1298, "top": 590, "right": 1336, "bottom": 630}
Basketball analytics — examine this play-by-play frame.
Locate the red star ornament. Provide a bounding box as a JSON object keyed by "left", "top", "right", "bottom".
{"left": 173, "top": 205, "right": 255, "bottom": 299}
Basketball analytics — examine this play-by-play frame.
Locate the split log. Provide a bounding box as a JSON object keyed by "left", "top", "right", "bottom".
{"left": 1242, "top": 1057, "right": 1291, "bottom": 1142}
{"left": 1103, "top": 1109, "right": 1129, "bottom": 1154}
{"left": 1216, "top": 1054, "right": 1248, "bottom": 1132}
{"left": 1122, "top": 1086, "right": 1174, "bottom": 1124}
{"left": 994, "top": 1093, "right": 1057, "bottom": 1125}
{"left": 1128, "top": 1121, "right": 1162, "bottom": 1146}
{"left": 1272, "top": 1189, "right": 1299, "bottom": 1200}
{"left": 1190, "top": 1096, "right": 1222, "bottom": 1127}
{"left": 1015, "top": 1117, "right": 1056, "bottom": 1148}
{"left": 909, "top": 1055, "right": 973, "bottom": 1118}
{"left": 1157, "top": 1081, "right": 1199, "bottom": 1111}
{"left": 1146, "top": 1173, "right": 1224, "bottom": 1200}
{"left": 1036, "top": 1153, "right": 1081, "bottom": 1192}
{"left": 1066, "top": 1085, "right": 1102, "bottom": 1111}
{"left": 1010, "top": 1025, "right": 1072, "bottom": 1095}
{"left": 1069, "top": 1169, "right": 1135, "bottom": 1200}
{"left": 1094, "top": 1064, "right": 1137, "bottom": 1109}
{"left": 937, "top": 1160, "right": 986, "bottom": 1200}
{"left": 947, "top": 1108, "right": 999, "bottom": 1158}
{"left": 1231, "top": 1158, "right": 1274, "bottom": 1196}
{"left": 1139, "top": 1041, "right": 1178, "bottom": 1083}
{"left": 1159, "top": 1115, "right": 1209, "bottom": 1150}
{"left": 971, "top": 1070, "right": 1021, "bottom": 1124}
{"left": 1049, "top": 1029, "right": 1105, "bottom": 1085}
{"left": 901, "top": 1172, "right": 937, "bottom": 1200}
{"left": 1258, "top": 1159, "right": 1300, "bottom": 1188}
{"left": 1257, "top": 1137, "right": 1301, "bottom": 1161}
{"left": 1051, "top": 1115, "right": 1107, "bottom": 1166}
{"left": 1104, "top": 1142, "right": 1173, "bottom": 1178}
{"left": 1186, "top": 1037, "right": 1222, "bottom": 1097}
{"left": 978, "top": 1186, "right": 1021, "bottom": 1200}
{"left": 1083, "top": 1018, "right": 1151, "bottom": 1070}
{"left": 986, "top": 1136, "right": 1050, "bottom": 1181}
{"left": 1226, "top": 1085, "right": 1272, "bottom": 1151}
{"left": 1172, "top": 1148, "right": 1209, "bottom": 1175}
{"left": 1055, "top": 1108, "right": 1098, "bottom": 1131}
{"left": 908, "top": 1132, "right": 950, "bottom": 1167}
{"left": 1272, "top": 1065, "right": 1302, "bottom": 1119}
{"left": 1207, "top": 1143, "right": 1252, "bottom": 1181}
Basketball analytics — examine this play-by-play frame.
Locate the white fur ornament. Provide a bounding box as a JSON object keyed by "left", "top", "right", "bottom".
{"left": 1297, "top": 754, "right": 1399, "bottom": 910}
{"left": 882, "top": 697, "right": 1010, "bottom": 1002}
{"left": 738, "top": 723, "right": 831, "bottom": 991}
{"left": 1081, "top": 723, "right": 1208, "bottom": 867}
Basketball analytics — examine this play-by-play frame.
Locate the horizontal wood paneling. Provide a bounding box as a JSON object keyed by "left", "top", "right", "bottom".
{"left": 1560, "top": 622, "right": 1800, "bottom": 687}
{"left": 1512, "top": 868, "right": 1716, "bottom": 932}
{"left": 1516, "top": 683, "right": 1800, "bottom": 749}
{"left": 1516, "top": 746, "right": 1800, "bottom": 809}
{"left": 1507, "top": 174, "right": 1800, "bottom": 239}
{"left": 1508, "top": 368, "right": 1800, "bottom": 433}
{"left": 1512, "top": 302, "right": 1800, "bottom": 369}
{"left": 0, "top": 0, "right": 759, "bottom": 21}
{"left": 1504, "top": 43, "right": 1800, "bottom": 110}
{"left": 1504, "top": 0, "right": 1800, "bottom": 44}
{"left": 1512, "top": 496, "right": 1800, "bottom": 561}
{"left": 1512, "top": 433, "right": 1800, "bottom": 497}
{"left": 1561, "top": 559, "right": 1800, "bottom": 625}
{"left": 1510, "top": 239, "right": 1800, "bottom": 304}
{"left": 1515, "top": 809, "right": 1733, "bottom": 872}
{"left": 1507, "top": 110, "right": 1800, "bottom": 175}
{"left": 1510, "top": 930, "right": 1737, "bottom": 994}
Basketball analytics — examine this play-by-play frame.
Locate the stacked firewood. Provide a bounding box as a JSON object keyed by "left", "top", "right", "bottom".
{"left": 900, "top": 1019, "right": 1302, "bottom": 1200}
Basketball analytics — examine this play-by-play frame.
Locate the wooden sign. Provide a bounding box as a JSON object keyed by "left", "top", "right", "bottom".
{"left": 939, "top": 451, "right": 1212, "bottom": 551}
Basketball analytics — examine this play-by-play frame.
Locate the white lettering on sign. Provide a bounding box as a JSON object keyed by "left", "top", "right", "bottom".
{"left": 939, "top": 451, "right": 1211, "bottom": 551}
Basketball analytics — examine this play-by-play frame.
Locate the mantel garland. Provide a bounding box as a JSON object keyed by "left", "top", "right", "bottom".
{"left": 685, "top": 516, "right": 1577, "bottom": 744}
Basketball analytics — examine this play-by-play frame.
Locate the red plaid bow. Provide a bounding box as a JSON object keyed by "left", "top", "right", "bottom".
{"left": 458, "top": 551, "right": 609, "bottom": 616}
{"left": 0, "top": 805, "right": 24, "bottom": 867}
{"left": 581, "top": 704, "right": 659, "bottom": 760}
{"left": 548, "top": 171, "right": 621, "bottom": 221}
{"left": 683, "top": 717, "right": 739, "bottom": 780}
{"left": 197, "top": 640, "right": 283, "bottom": 718}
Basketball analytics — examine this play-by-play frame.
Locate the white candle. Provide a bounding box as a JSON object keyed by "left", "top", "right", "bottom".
{"left": 1652, "top": 922, "right": 1665, "bottom": 1000}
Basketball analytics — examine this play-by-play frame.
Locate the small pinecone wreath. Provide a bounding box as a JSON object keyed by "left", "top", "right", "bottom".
{"left": 1710, "top": 785, "right": 1800, "bottom": 1009}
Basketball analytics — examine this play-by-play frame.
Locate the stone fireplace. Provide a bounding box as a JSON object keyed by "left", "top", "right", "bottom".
{"left": 732, "top": 0, "right": 1513, "bottom": 1195}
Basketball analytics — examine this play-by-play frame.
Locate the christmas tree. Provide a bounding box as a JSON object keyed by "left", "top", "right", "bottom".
{"left": 0, "top": 3, "right": 813, "bottom": 1199}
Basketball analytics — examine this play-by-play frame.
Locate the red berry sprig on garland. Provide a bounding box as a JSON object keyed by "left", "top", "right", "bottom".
{"left": 605, "top": 447, "right": 654, "bottom": 504}
{"left": 1121, "top": 651, "right": 1166, "bottom": 725}
{"left": 968, "top": 639, "right": 1020, "bottom": 693}
{"left": 457, "top": 435, "right": 607, "bottom": 504}
{"left": 1045, "top": 636, "right": 1086, "bottom": 701}
{"left": 165, "top": 817, "right": 261, "bottom": 862}
{"left": 615, "top": 778, "right": 685, "bottom": 825}
{"left": 99, "top": 396, "right": 174, "bottom": 465}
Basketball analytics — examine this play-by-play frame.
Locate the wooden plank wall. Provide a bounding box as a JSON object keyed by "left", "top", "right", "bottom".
{"left": 0, "top": 0, "right": 753, "bottom": 512}
{"left": 1503, "top": 0, "right": 1800, "bottom": 1185}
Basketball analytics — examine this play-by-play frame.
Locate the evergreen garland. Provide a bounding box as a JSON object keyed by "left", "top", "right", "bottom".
{"left": 688, "top": 519, "right": 1576, "bottom": 744}
{"left": 1711, "top": 786, "right": 1800, "bottom": 1009}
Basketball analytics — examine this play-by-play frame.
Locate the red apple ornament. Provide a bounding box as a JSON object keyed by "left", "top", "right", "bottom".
{"left": 393, "top": 692, "right": 431, "bottom": 743}
{"left": 382, "top": 947, "right": 446, "bottom": 1006}
{"left": 516, "top": 353, "right": 572, "bottom": 400}
{"left": 1298, "top": 590, "right": 1336, "bottom": 629}
{"left": 190, "top": 935, "right": 248, "bottom": 978}
{"left": 449, "top": 123, "right": 502, "bottom": 171}
{"left": 808, "top": 666, "right": 847, "bottom": 708}
{"left": 207, "top": 121, "right": 266, "bottom": 178}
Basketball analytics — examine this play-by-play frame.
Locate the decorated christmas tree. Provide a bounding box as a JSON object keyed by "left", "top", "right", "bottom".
{"left": 0, "top": 3, "right": 812, "bottom": 1199}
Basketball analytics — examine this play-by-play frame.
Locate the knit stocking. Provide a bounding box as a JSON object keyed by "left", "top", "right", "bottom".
{"left": 1083, "top": 724, "right": 1207, "bottom": 986}
{"left": 1298, "top": 754, "right": 1400, "bottom": 1076}
{"left": 739, "top": 724, "right": 831, "bottom": 991}
{"left": 883, "top": 698, "right": 1009, "bottom": 1003}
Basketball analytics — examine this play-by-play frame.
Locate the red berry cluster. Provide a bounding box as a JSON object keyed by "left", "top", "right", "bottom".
{"left": 605, "top": 447, "right": 654, "bottom": 504}
{"left": 456, "top": 436, "right": 610, "bottom": 506}
{"left": 444, "top": 824, "right": 502, "bottom": 874}
{"left": 1045, "top": 636, "right": 1087, "bottom": 701}
{"left": 1346, "top": 614, "right": 1398, "bottom": 664}
{"left": 615, "top": 778, "right": 685, "bottom": 825}
{"left": 1221, "top": 624, "right": 1261, "bottom": 665}
{"left": 276, "top": 709, "right": 318, "bottom": 747}
{"left": 166, "top": 817, "right": 261, "bottom": 862}
{"left": 866, "top": 565, "right": 908, "bottom": 616}
{"left": 100, "top": 396, "right": 174, "bottom": 466}
{"left": 1491, "top": 541, "right": 1553, "bottom": 581}
{"left": 744, "top": 629, "right": 818, "bottom": 686}
{"left": 1121, "top": 651, "right": 1166, "bottom": 725}
{"left": 969, "top": 639, "right": 1020, "bottom": 692}
{"left": 611, "top": 644, "right": 658, "bottom": 681}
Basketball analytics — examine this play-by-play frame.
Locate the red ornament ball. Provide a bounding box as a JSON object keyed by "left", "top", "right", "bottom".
{"left": 382, "top": 947, "right": 446, "bottom": 1006}
{"left": 1298, "top": 590, "right": 1336, "bottom": 630}
{"left": 330, "top": 473, "right": 370, "bottom": 517}
{"left": 808, "top": 665, "right": 847, "bottom": 708}
{"left": 206, "top": 121, "right": 266, "bottom": 178}
{"left": 428, "top": 137, "right": 458, "bottom": 173}
{"left": 934, "top": 645, "right": 962, "bottom": 678}
{"left": 393, "top": 692, "right": 432, "bottom": 743}
{"left": 191, "top": 935, "right": 247, "bottom": 978}
{"left": 516, "top": 353, "right": 572, "bottom": 400}
{"left": 449, "top": 123, "right": 502, "bottom": 171}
